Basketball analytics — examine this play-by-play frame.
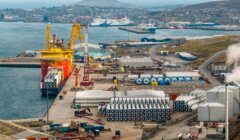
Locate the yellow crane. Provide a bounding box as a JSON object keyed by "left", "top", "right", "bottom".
{"left": 68, "top": 22, "right": 84, "bottom": 50}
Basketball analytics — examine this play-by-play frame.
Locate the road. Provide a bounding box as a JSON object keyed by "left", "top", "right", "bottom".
{"left": 149, "top": 45, "right": 170, "bottom": 63}
{"left": 198, "top": 50, "right": 225, "bottom": 86}
{"left": 149, "top": 45, "right": 190, "bottom": 65}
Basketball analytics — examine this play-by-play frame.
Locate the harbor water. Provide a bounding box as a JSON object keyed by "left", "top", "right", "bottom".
{"left": 0, "top": 22, "right": 240, "bottom": 120}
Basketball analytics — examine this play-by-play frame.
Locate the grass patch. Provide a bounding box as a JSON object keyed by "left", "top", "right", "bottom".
{"left": 162, "top": 35, "right": 240, "bottom": 66}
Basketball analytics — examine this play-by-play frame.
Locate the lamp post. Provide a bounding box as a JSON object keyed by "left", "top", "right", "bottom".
{"left": 225, "top": 84, "right": 229, "bottom": 140}
{"left": 46, "top": 89, "right": 49, "bottom": 122}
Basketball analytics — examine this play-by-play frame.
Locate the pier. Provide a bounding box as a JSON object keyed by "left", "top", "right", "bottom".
{"left": 45, "top": 64, "right": 83, "bottom": 121}
{"left": 0, "top": 62, "right": 40, "bottom": 68}
{"left": 0, "top": 58, "right": 41, "bottom": 68}
{"left": 118, "top": 27, "right": 154, "bottom": 34}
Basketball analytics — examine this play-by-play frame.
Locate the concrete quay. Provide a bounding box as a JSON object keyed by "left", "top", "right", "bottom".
{"left": 44, "top": 68, "right": 79, "bottom": 121}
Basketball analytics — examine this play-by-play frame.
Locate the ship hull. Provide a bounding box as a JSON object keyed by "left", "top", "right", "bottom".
{"left": 41, "top": 80, "right": 65, "bottom": 96}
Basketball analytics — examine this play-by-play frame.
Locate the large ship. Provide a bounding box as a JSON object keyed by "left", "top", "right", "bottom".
{"left": 108, "top": 17, "right": 134, "bottom": 26}
{"left": 40, "top": 23, "right": 83, "bottom": 95}
{"left": 90, "top": 18, "right": 111, "bottom": 27}
{"left": 90, "top": 17, "right": 133, "bottom": 27}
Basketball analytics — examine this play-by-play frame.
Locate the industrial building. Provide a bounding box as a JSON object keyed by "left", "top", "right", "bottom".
{"left": 119, "top": 57, "right": 153, "bottom": 68}
{"left": 164, "top": 71, "right": 201, "bottom": 81}
{"left": 119, "top": 42, "right": 165, "bottom": 48}
{"left": 210, "top": 64, "right": 227, "bottom": 76}
{"left": 75, "top": 89, "right": 165, "bottom": 107}
{"left": 176, "top": 52, "right": 198, "bottom": 61}
{"left": 101, "top": 97, "right": 171, "bottom": 122}
{"left": 141, "top": 37, "right": 186, "bottom": 46}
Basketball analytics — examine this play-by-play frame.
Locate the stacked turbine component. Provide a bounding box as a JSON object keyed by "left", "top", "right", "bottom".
{"left": 173, "top": 89, "right": 207, "bottom": 112}
{"left": 43, "top": 68, "right": 63, "bottom": 88}
{"left": 100, "top": 97, "right": 171, "bottom": 122}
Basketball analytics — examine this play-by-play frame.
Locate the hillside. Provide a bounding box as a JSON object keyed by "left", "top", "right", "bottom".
{"left": 180, "top": 0, "right": 240, "bottom": 10}
{"left": 159, "top": 0, "right": 240, "bottom": 25}
{"left": 75, "top": 0, "right": 132, "bottom": 8}
{"left": 163, "top": 35, "right": 240, "bottom": 66}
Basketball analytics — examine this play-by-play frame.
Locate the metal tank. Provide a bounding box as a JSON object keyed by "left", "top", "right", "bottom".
{"left": 198, "top": 102, "right": 225, "bottom": 122}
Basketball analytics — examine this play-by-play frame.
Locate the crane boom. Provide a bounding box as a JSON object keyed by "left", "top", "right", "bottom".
{"left": 68, "top": 23, "right": 83, "bottom": 50}
{"left": 46, "top": 24, "right": 51, "bottom": 50}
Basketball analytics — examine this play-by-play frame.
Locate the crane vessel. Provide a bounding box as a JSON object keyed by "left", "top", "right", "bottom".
{"left": 40, "top": 23, "right": 83, "bottom": 95}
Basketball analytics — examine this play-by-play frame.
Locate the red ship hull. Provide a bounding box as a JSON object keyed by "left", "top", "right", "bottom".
{"left": 41, "top": 60, "right": 72, "bottom": 80}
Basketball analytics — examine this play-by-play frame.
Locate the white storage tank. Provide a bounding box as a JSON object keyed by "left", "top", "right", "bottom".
{"left": 198, "top": 102, "right": 225, "bottom": 122}
{"left": 207, "top": 85, "right": 239, "bottom": 116}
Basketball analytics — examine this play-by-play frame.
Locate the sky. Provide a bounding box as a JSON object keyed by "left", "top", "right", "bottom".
{"left": 0, "top": 0, "right": 216, "bottom": 9}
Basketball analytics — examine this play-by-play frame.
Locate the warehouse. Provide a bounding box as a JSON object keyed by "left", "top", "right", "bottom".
{"left": 141, "top": 37, "right": 186, "bottom": 46}
{"left": 120, "top": 42, "right": 165, "bottom": 47}
{"left": 119, "top": 57, "right": 154, "bottom": 68}
{"left": 164, "top": 71, "right": 201, "bottom": 81}
{"left": 176, "top": 52, "right": 198, "bottom": 61}
{"left": 75, "top": 89, "right": 165, "bottom": 107}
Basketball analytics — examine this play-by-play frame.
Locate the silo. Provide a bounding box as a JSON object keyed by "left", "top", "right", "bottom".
{"left": 198, "top": 102, "right": 225, "bottom": 122}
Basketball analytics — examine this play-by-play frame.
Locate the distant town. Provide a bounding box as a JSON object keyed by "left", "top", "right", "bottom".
{"left": 0, "top": 0, "right": 240, "bottom": 26}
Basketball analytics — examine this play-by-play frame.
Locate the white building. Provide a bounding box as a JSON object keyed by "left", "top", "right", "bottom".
{"left": 119, "top": 57, "right": 153, "bottom": 68}
{"left": 75, "top": 89, "right": 165, "bottom": 107}
{"left": 165, "top": 71, "right": 201, "bottom": 81}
